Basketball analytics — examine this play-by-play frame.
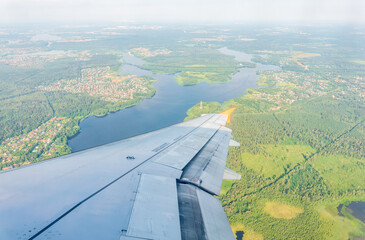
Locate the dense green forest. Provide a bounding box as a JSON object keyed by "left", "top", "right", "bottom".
{"left": 187, "top": 94, "right": 364, "bottom": 239}
{"left": 185, "top": 30, "right": 365, "bottom": 238}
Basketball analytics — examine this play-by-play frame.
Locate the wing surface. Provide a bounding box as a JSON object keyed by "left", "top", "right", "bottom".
{"left": 0, "top": 114, "right": 236, "bottom": 240}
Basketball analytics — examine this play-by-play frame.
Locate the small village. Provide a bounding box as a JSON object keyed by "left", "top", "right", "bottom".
{"left": 130, "top": 47, "right": 171, "bottom": 57}
{"left": 253, "top": 70, "right": 333, "bottom": 111}
{"left": 0, "top": 117, "right": 71, "bottom": 170}
{"left": 252, "top": 69, "right": 365, "bottom": 113}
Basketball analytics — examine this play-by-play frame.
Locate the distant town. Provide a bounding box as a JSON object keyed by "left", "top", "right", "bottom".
{"left": 0, "top": 48, "right": 94, "bottom": 67}
{"left": 40, "top": 67, "right": 153, "bottom": 102}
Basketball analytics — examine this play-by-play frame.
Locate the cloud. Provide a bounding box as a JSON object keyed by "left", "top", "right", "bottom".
{"left": 0, "top": 0, "right": 364, "bottom": 24}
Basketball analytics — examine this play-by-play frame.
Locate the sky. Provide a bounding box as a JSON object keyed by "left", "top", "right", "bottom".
{"left": 1, "top": 0, "right": 365, "bottom": 24}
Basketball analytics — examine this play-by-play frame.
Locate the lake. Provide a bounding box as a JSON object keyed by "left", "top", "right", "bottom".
{"left": 345, "top": 201, "right": 365, "bottom": 223}
{"left": 68, "top": 48, "right": 280, "bottom": 152}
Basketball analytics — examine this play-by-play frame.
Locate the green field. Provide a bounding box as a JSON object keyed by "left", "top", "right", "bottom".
{"left": 311, "top": 155, "right": 365, "bottom": 193}
{"left": 241, "top": 144, "right": 316, "bottom": 179}
{"left": 264, "top": 201, "right": 304, "bottom": 219}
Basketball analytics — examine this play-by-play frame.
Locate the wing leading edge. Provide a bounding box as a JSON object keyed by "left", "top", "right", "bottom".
{"left": 0, "top": 113, "right": 238, "bottom": 240}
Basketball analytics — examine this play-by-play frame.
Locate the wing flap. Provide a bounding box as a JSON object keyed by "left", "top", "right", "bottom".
{"left": 177, "top": 183, "right": 235, "bottom": 240}
{"left": 223, "top": 167, "right": 242, "bottom": 180}
{"left": 196, "top": 187, "right": 235, "bottom": 240}
{"left": 122, "top": 174, "right": 181, "bottom": 240}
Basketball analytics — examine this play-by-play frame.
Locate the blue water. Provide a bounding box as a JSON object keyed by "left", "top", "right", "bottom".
{"left": 68, "top": 49, "right": 280, "bottom": 152}
{"left": 344, "top": 201, "right": 365, "bottom": 223}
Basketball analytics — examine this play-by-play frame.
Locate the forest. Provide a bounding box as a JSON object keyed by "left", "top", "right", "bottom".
{"left": 185, "top": 35, "right": 365, "bottom": 238}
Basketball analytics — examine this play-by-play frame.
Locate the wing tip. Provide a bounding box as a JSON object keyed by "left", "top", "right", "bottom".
{"left": 220, "top": 108, "right": 236, "bottom": 123}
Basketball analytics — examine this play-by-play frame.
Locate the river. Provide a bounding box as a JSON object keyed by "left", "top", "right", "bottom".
{"left": 68, "top": 48, "right": 280, "bottom": 152}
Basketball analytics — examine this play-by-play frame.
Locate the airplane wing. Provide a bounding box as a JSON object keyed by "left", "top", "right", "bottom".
{"left": 0, "top": 113, "right": 239, "bottom": 240}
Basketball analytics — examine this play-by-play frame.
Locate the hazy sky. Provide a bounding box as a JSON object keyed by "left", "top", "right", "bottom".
{"left": 1, "top": 0, "right": 364, "bottom": 24}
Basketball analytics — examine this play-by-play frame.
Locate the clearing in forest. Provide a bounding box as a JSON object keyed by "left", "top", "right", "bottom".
{"left": 264, "top": 202, "right": 304, "bottom": 219}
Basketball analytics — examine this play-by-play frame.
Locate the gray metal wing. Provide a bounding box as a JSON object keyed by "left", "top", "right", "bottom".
{"left": 0, "top": 114, "right": 236, "bottom": 240}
